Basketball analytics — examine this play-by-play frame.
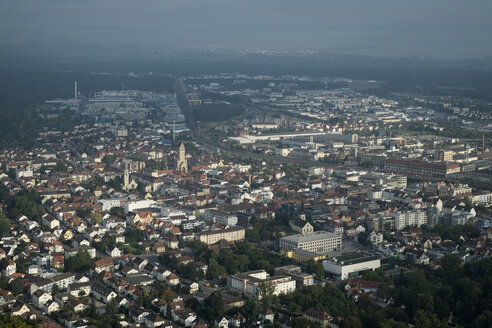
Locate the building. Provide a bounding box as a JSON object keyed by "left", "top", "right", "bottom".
{"left": 322, "top": 253, "right": 381, "bottom": 280}
{"left": 435, "top": 150, "right": 454, "bottom": 162}
{"left": 384, "top": 158, "right": 460, "bottom": 177}
{"left": 280, "top": 231, "right": 342, "bottom": 254}
{"left": 303, "top": 308, "right": 337, "bottom": 328}
{"left": 204, "top": 210, "right": 238, "bottom": 227}
{"left": 282, "top": 248, "right": 327, "bottom": 263}
{"left": 290, "top": 219, "right": 314, "bottom": 235}
{"left": 199, "top": 227, "right": 245, "bottom": 245}
{"left": 177, "top": 141, "right": 188, "bottom": 172}
{"left": 369, "top": 231, "right": 383, "bottom": 245}
{"left": 391, "top": 210, "right": 427, "bottom": 230}
{"left": 227, "top": 270, "right": 296, "bottom": 299}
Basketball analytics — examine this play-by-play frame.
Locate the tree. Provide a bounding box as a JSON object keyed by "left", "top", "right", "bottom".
{"left": 106, "top": 300, "right": 117, "bottom": 315}
{"left": 245, "top": 297, "right": 259, "bottom": 321}
{"left": 292, "top": 317, "right": 312, "bottom": 328}
{"left": 9, "top": 278, "right": 23, "bottom": 295}
{"left": 0, "top": 212, "right": 11, "bottom": 236}
{"left": 414, "top": 310, "right": 446, "bottom": 328}
{"left": 207, "top": 258, "right": 225, "bottom": 280}
{"left": 161, "top": 288, "right": 174, "bottom": 303}
{"left": 92, "top": 214, "right": 103, "bottom": 224}
{"left": 204, "top": 292, "right": 225, "bottom": 320}
{"left": 314, "top": 262, "right": 325, "bottom": 280}
{"left": 65, "top": 250, "right": 92, "bottom": 273}
{"left": 258, "top": 281, "right": 275, "bottom": 311}
{"left": 55, "top": 160, "right": 68, "bottom": 172}
{"left": 342, "top": 316, "right": 362, "bottom": 328}
{"left": 439, "top": 255, "right": 463, "bottom": 283}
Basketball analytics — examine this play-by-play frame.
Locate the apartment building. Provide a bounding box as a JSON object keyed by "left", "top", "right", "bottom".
{"left": 227, "top": 270, "right": 296, "bottom": 299}
{"left": 199, "top": 227, "right": 245, "bottom": 245}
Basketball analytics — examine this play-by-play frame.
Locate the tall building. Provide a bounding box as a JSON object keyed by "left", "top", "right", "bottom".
{"left": 123, "top": 162, "right": 130, "bottom": 191}
{"left": 177, "top": 141, "right": 188, "bottom": 172}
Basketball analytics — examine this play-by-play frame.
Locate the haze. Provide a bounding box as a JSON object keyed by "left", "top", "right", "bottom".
{"left": 1, "top": 0, "right": 491, "bottom": 59}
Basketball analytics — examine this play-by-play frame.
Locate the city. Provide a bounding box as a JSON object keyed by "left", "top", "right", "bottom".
{"left": 0, "top": 69, "right": 490, "bottom": 328}
{"left": 1, "top": 1, "right": 492, "bottom": 328}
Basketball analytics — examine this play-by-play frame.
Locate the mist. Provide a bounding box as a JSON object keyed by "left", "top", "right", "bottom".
{"left": 1, "top": 0, "right": 491, "bottom": 59}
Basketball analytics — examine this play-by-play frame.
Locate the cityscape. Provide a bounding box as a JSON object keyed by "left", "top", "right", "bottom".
{"left": 1, "top": 1, "right": 492, "bottom": 328}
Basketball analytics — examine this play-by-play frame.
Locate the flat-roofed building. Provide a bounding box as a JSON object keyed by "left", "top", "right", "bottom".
{"left": 323, "top": 252, "right": 381, "bottom": 280}
{"left": 280, "top": 231, "right": 342, "bottom": 254}
{"left": 281, "top": 248, "right": 327, "bottom": 263}
{"left": 199, "top": 227, "right": 245, "bottom": 245}
{"left": 227, "top": 270, "right": 296, "bottom": 299}
{"left": 384, "top": 158, "right": 460, "bottom": 177}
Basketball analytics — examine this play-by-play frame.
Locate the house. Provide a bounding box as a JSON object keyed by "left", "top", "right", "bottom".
{"left": 43, "top": 300, "right": 60, "bottom": 314}
{"left": 2, "top": 258, "right": 16, "bottom": 276}
{"left": 216, "top": 317, "right": 229, "bottom": 328}
{"left": 92, "top": 256, "right": 114, "bottom": 273}
{"left": 66, "top": 298, "right": 88, "bottom": 313}
{"left": 188, "top": 282, "right": 199, "bottom": 294}
{"left": 144, "top": 312, "right": 166, "bottom": 328}
{"left": 303, "top": 308, "right": 336, "bottom": 328}
{"left": 92, "top": 282, "right": 117, "bottom": 303}
{"left": 172, "top": 308, "right": 197, "bottom": 327}
{"left": 229, "top": 312, "right": 246, "bottom": 327}
{"left": 369, "top": 231, "right": 383, "bottom": 245}
{"left": 11, "top": 302, "right": 31, "bottom": 317}
{"left": 166, "top": 273, "right": 180, "bottom": 286}
{"left": 260, "top": 309, "right": 274, "bottom": 323}
{"left": 52, "top": 254, "right": 64, "bottom": 269}
{"left": 0, "top": 289, "right": 15, "bottom": 306}
{"left": 107, "top": 246, "right": 122, "bottom": 258}
{"left": 42, "top": 216, "right": 59, "bottom": 229}
{"left": 290, "top": 219, "right": 314, "bottom": 235}
{"left": 122, "top": 266, "right": 139, "bottom": 276}
{"left": 130, "top": 307, "right": 150, "bottom": 324}
{"left": 33, "top": 290, "right": 52, "bottom": 308}
{"left": 68, "top": 282, "right": 92, "bottom": 297}
{"left": 153, "top": 241, "right": 166, "bottom": 253}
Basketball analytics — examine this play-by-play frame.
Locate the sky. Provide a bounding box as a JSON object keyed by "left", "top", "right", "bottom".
{"left": 1, "top": 0, "right": 491, "bottom": 59}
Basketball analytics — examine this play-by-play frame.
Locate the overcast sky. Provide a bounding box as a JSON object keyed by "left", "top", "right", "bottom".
{"left": 1, "top": 0, "right": 491, "bottom": 59}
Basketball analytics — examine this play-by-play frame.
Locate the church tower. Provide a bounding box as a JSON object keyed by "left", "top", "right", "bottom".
{"left": 123, "top": 162, "right": 130, "bottom": 191}
{"left": 177, "top": 141, "right": 188, "bottom": 172}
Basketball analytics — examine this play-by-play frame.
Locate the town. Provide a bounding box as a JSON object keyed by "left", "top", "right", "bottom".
{"left": 0, "top": 72, "right": 491, "bottom": 328}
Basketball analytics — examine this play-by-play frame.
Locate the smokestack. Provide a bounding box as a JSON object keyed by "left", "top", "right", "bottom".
{"left": 74, "top": 81, "right": 78, "bottom": 99}
{"left": 483, "top": 133, "right": 485, "bottom": 154}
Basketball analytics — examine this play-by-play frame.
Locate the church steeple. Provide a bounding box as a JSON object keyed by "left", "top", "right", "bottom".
{"left": 299, "top": 199, "right": 306, "bottom": 220}
{"left": 177, "top": 141, "right": 188, "bottom": 172}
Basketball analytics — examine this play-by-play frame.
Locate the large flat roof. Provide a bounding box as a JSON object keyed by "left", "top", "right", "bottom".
{"left": 326, "top": 252, "right": 380, "bottom": 266}
{"left": 281, "top": 231, "right": 341, "bottom": 244}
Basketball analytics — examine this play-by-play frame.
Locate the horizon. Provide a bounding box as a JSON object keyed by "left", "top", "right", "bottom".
{"left": 1, "top": 0, "right": 492, "bottom": 60}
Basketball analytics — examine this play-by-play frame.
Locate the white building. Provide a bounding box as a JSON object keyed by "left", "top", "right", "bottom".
{"left": 323, "top": 253, "right": 381, "bottom": 280}
{"left": 391, "top": 210, "right": 427, "bottom": 230}
{"left": 204, "top": 210, "right": 238, "bottom": 227}
{"left": 280, "top": 231, "right": 342, "bottom": 254}
{"left": 227, "top": 270, "right": 296, "bottom": 299}
{"left": 369, "top": 231, "right": 384, "bottom": 245}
